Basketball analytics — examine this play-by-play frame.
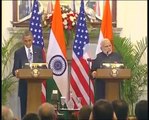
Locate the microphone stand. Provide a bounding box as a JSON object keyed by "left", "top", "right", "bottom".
{"left": 87, "top": 58, "right": 93, "bottom": 106}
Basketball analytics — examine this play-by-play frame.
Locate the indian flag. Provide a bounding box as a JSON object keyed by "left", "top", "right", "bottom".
{"left": 96, "top": 0, "right": 113, "bottom": 54}
{"left": 46, "top": 0, "right": 69, "bottom": 102}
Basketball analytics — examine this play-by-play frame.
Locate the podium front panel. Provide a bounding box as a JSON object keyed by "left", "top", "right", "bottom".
{"left": 96, "top": 68, "right": 131, "bottom": 79}
{"left": 18, "top": 69, "right": 53, "bottom": 80}
{"left": 17, "top": 68, "right": 53, "bottom": 113}
{"left": 95, "top": 68, "right": 131, "bottom": 101}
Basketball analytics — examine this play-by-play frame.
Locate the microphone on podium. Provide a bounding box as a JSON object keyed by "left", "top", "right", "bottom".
{"left": 87, "top": 58, "right": 93, "bottom": 62}
{"left": 106, "top": 51, "right": 109, "bottom": 56}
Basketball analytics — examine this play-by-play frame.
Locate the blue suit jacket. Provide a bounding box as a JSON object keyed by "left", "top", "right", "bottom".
{"left": 91, "top": 52, "right": 123, "bottom": 101}
{"left": 12, "top": 45, "right": 44, "bottom": 75}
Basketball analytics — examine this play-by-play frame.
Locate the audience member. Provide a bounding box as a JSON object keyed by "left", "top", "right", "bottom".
{"left": 112, "top": 99, "right": 129, "bottom": 120}
{"left": 2, "top": 106, "right": 15, "bottom": 120}
{"left": 38, "top": 102, "right": 57, "bottom": 120}
{"left": 22, "top": 113, "right": 40, "bottom": 120}
{"left": 78, "top": 105, "right": 92, "bottom": 120}
{"left": 135, "top": 100, "right": 148, "bottom": 120}
{"left": 92, "top": 99, "right": 114, "bottom": 120}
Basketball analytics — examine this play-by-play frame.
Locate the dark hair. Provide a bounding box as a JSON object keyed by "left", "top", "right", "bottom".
{"left": 135, "top": 100, "right": 148, "bottom": 120}
{"left": 78, "top": 105, "right": 92, "bottom": 120}
{"left": 112, "top": 99, "right": 128, "bottom": 120}
{"left": 22, "top": 30, "right": 33, "bottom": 39}
{"left": 22, "top": 113, "right": 40, "bottom": 120}
{"left": 39, "top": 112, "right": 56, "bottom": 120}
{"left": 93, "top": 99, "right": 113, "bottom": 120}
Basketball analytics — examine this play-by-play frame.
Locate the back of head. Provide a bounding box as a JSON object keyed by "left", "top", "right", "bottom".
{"left": 112, "top": 100, "right": 128, "bottom": 120}
{"left": 22, "top": 113, "right": 40, "bottom": 120}
{"left": 135, "top": 100, "right": 148, "bottom": 120}
{"left": 79, "top": 105, "right": 92, "bottom": 120}
{"left": 2, "top": 106, "right": 14, "bottom": 120}
{"left": 38, "top": 102, "right": 57, "bottom": 120}
{"left": 93, "top": 99, "right": 113, "bottom": 120}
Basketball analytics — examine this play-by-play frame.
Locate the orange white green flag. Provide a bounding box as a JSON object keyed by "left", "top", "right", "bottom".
{"left": 46, "top": 0, "right": 69, "bottom": 102}
{"left": 96, "top": 0, "right": 113, "bottom": 54}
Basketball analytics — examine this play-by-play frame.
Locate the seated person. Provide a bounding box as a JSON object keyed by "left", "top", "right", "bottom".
{"left": 78, "top": 105, "right": 92, "bottom": 120}
{"left": 22, "top": 113, "right": 40, "bottom": 120}
{"left": 92, "top": 99, "right": 114, "bottom": 120}
{"left": 2, "top": 105, "right": 16, "bottom": 120}
{"left": 135, "top": 100, "right": 148, "bottom": 120}
{"left": 38, "top": 102, "right": 57, "bottom": 120}
{"left": 112, "top": 99, "right": 129, "bottom": 120}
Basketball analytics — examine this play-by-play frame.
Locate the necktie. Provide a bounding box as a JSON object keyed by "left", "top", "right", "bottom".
{"left": 28, "top": 48, "right": 33, "bottom": 63}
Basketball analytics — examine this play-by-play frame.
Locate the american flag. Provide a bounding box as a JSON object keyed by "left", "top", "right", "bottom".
{"left": 29, "top": 0, "right": 46, "bottom": 103}
{"left": 70, "top": 0, "right": 94, "bottom": 107}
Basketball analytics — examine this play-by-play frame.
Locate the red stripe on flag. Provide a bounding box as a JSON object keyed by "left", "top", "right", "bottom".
{"left": 70, "top": 75, "right": 88, "bottom": 106}
{"left": 71, "top": 58, "right": 94, "bottom": 97}
{"left": 71, "top": 58, "right": 94, "bottom": 105}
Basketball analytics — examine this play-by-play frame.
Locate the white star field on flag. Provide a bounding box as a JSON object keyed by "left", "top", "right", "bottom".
{"left": 29, "top": 0, "right": 44, "bottom": 48}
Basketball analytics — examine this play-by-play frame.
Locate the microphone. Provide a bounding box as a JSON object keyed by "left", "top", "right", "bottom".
{"left": 114, "top": 61, "right": 118, "bottom": 63}
{"left": 106, "top": 51, "right": 109, "bottom": 56}
{"left": 87, "top": 58, "right": 93, "bottom": 62}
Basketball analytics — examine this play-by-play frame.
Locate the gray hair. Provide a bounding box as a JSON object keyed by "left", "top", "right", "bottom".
{"left": 38, "top": 102, "right": 57, "bottom": 120}
{"left": 2, "top": 106, "right": 15, "bottom": 120}
{"left": 100, "top": 38, "right": 111, "bottom": 47}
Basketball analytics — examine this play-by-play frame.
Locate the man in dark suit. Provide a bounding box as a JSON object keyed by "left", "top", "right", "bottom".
{"left": 91, "top": 38, "right": 123, "bottom": 101}
{"left": 12, "top": 30, "right": 44, "bottom": 118}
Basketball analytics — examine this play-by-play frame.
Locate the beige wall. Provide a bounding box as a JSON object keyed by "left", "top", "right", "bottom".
{"left": 2, "top": 1, "right": 12, "bottom": 41}
{"left": 117, "top": 1, "right": 147, "bottom": 64}
{"left": 2, "top": 1, "right": 147, "bottom": 43}
{"left": 117, "top": 1, "right": 147, "bottom": 42}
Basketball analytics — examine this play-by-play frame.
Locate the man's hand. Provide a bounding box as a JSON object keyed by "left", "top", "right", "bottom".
{"left": 91, "top": 71, "right": 97, "bottom": 78}
{"left": 15, "top": 70, "right": 19, "bottom": 78}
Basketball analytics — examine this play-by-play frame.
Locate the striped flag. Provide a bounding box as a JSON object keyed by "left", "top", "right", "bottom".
{"left": 95, "top": 1, "right": 100, "bottom": 17}
{"left": 29, "top": 0, "right": 46, "bottom": 103}
{"left": 70, "top": 0, "right": 94, "bottom": 108}
{"left": 47, "top": 0, "right": 53, "bottom": 13}
{"left": 96, "top": 0, "right": 113, "bottom": 54}
{"left": 46, "top": 0, "right": 69, "bottom": 102}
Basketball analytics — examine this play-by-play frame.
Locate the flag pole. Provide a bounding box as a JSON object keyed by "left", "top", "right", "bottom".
{"left": 87, "top": 58, "right": 94, "bottom": 106}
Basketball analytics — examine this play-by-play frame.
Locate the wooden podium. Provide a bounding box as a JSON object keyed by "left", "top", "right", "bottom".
{"left": 96, "top": 68, "right": 131, "bottom": 101}
{"left": 17, "top": 68, "right": 53, "bottom": 114}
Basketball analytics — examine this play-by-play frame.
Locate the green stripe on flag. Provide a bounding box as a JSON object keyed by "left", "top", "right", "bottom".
{"left": 46, "top": 78, "right": 61, "bottom": 103}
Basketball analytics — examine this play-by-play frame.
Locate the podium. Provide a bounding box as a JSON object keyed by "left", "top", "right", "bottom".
{"left": 17, "top": 68, "right": 53, "bottom": 113}
{"left": 96, "top": 68, "right": 131, "bottom": 101}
